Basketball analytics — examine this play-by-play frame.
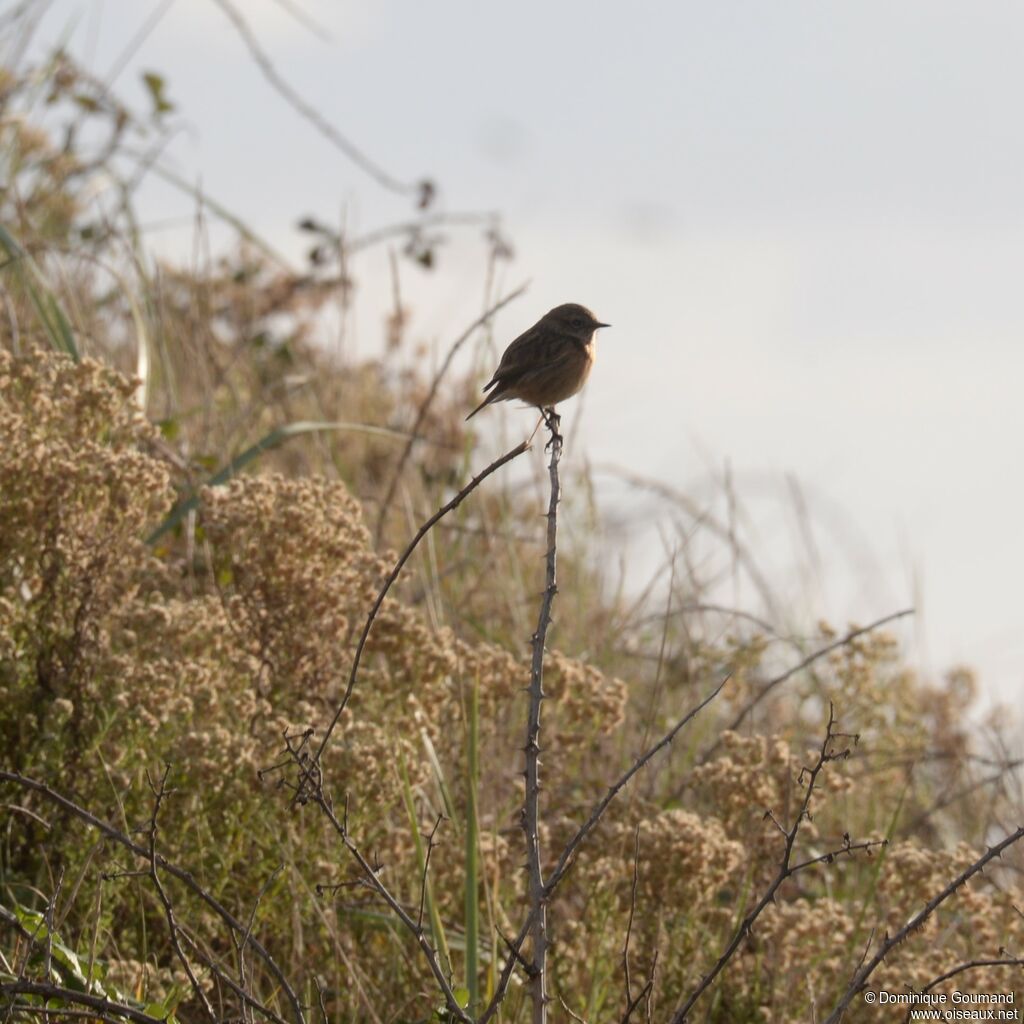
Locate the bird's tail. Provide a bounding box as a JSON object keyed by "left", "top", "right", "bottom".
{"left": 465, "top": 390, "right": 499, "bottom": 421}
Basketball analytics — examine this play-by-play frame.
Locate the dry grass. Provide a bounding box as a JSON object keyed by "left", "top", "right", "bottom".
{"left": 2, "top": 20, "right": 1023, "bottom": 1024}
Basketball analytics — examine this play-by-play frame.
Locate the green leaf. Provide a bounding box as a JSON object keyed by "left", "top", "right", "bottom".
{"left": 9, "top": 904, "right": 105, "bottom": 996}
{"left": 142, "top": 71, "right": 175, "bottom": 115}
{"left": 143, "top": 1002, "right": 180, "bottom": 1024}
{"left": 147, "top": 420, "right": 416, "bottom": 544}
{"left": 158, "top": 417, "right": 180, "bottom": 441}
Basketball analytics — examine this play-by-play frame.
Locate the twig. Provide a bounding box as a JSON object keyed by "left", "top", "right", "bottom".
{"left": 41, "top": 867, "right": 64, "bottom": 984}
{"left": 416, "top": 814, "right": 445, "bottom": 933}
{"left": 823, "top": 827, "right": 1024, "bottom": 1024}
{"left": 208, "top": 0, "right": 426, "bottom": 200}
{"left": 621, "top": 827, "right": 641, "bottom": 1012}
{"left": 238, "top": 865, "right": 284, "bottom": 1023}
{"left": 177, "top": 929, "right": 291, "bottom": 1024}
{"left": 902, "top": 954, "right": 1024, "bottom": 1023}
{"left": 592, "top": 465, "right": 784, "bottom": 623}
{"left": 300, "top": 439, "right": 531, "bottom": 798}
{"left": 143, "top": 765, "right": 216, "bottom": 1023}
{"left": 267, "top": 0, "right": 335, "bottom": 40}
{"left": 313, "top": 976, "right": 330, "bottom": 1024}
{"left": 546, "top": 679, "right": 727, "bottom": 896}
{"left": 904, "top": 767, "right": 1018, "bottom": 834}
{"left": 0, "top": 1007, "right": 146, "bottom": 1024}
{"left": 476, "top": 679, "right": 725, "bottom": 1024}
{"left": 0, "top": 982, "right": 166, "bottom": 1024}
{"left": 522, "top": 411, "right": 563, "bottom": 1024}
{"left": 671, "top": 704, "right": 884, "bottom": 1023}
{"left": 620, "top": 980, "right": 654, "bottom": 1024}
{"left": 643, "top": 951, "right": 658, "bottom": 1023}
{"left": 374, "top": 281, "right": 528, "bottom": 542}
{"left": 312, "top": 794, "right": 472, "bottom": 1023}
{"left": 0, "top": 771, "right": 306, "bottom": 1024}
{"left": 347, "top": 212, "right": 501, "bottom": 255}
{"left": 697, "top": 609, "right": 913, "bottom": 765}
{"left": 558, "top": 995, "right": 589, "bottom": 1023}
{"left": 497, "top": 928, "right": 532, "bottom": 973}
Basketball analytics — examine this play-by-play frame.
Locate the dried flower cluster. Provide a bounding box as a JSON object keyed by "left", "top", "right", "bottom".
{"left": 2, "top": 40, "right": 1022, "bottom": 1020}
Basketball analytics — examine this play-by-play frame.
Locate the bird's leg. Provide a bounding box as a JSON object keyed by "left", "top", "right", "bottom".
{"left": 541, "top": 406, "right": 562, "bottom": 451}
{"left": 528, "top": 413, "right": 545, "bottom": 446}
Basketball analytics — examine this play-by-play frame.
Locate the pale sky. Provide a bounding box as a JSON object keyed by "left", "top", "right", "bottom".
{"left": 16, "top": 0, "right": 1024, "bottom": 705}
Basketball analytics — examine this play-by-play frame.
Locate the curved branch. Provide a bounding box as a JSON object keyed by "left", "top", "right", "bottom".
{"left": 375, "top": 281, "right": 528, "bottom": 542}
{"left": 824, "top": 825, "right": 1024, "bottom": 1024}
{"left": 305, "top": 439, "right": 531, "bottom": 783}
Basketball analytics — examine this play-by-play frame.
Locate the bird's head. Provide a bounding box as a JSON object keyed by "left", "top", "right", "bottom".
{"left": 545, "top": 303, "right": 611, "bottom": 341}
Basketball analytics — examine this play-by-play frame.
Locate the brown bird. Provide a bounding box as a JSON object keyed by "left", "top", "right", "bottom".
{"left": 466, "top": 303, "right": 610, "bottom": 420}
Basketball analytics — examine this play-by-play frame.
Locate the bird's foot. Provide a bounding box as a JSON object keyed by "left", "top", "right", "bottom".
{"left": 541, "top": 407, "right": 563, "bottom": 451}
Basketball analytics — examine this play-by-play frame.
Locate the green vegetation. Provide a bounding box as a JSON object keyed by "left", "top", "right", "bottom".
{"left": 1, "top": 20, "right": 1022, "bottom": 1024}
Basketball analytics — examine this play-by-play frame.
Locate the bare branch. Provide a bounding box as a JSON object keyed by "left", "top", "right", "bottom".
{"left": 143, "top": 765, "right": 216, "bottom": 1023}
{"left": 698, "top": 609, "right": 913, "bottom": 764}
{"left": 477, "top": 678, "right": 725, "bottom": 1024}
{"left": 824, "top": 826, "right": 1024, "bottom": 1024}
{"left": 178, "top": 928, "right": 291, "bottom": 1024}
{"left": 522, "top": 410, "right": 563, "bottom": 1024}
{"left": 313, "top": 976, "right": 329, "bottom": 1024}
{"left": 0, "top": 981, "right": 167, "bottom": 1024}
{"left": 546, "top": 679, "right": 727, "bottom": 896}
{"left": 621, "top": 826, "right": 641, "bottom": 1012}
{"left": 300, "top": 439, "right": 531, "bottom": 796}
{"left": 238, "top": 865, "right": 284, "bottom": 1023}
{"left": 416, "top": 814, "right": 445, "bottom": 934}
{"left": 41, "top": 867, "right": 64, "bottom": 984}
{"left": 374, "top": 281, "right": 529, "bottom": 541}
{"left": 208, "top": 0, "right": 427, "bottom": 200}
{"left": 558, "top": 994, "right": 589, "bottom": 1023}
{"left": 311, "top": 794, "right": 471, "bottom": 1023}
{"left": 671, "top": 704, "right": 884, "bottom": 1023}
{"left": 902, "top": 954, "right": 1024, "bottom": 1023}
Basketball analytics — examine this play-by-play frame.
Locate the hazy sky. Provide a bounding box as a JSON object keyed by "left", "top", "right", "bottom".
{"left": 18, "top": 0, "right": 1024, "bottom": 703}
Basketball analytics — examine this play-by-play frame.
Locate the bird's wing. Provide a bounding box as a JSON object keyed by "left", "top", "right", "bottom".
{"left": 494, "top": 336, "right": 584, "bottom": 399}
{"left": 489, "top": 326, "right": 575, "bottom": 388}
{"left": 481, "top": 324, "right": 537, "bottom": 390}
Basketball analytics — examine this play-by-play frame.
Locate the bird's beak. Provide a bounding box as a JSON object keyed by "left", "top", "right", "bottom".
{"left": 595, "top": 322, "right": 611, "bottom": 329}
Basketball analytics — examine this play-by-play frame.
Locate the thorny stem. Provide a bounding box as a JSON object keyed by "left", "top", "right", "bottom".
{"left": 523, "top": 409, "right": 561, "bottom": 1024}
{"left": 477, "top": 677, "right": 726, "bottom": 1024}
{"left": 823, "top": 825, "right": 1024, "bottom": 1024}
{"left": 0, "top": 982, "right": 167, "bottom": 1024}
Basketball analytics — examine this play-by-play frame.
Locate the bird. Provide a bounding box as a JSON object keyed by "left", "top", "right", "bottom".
{"left": 466, "top": 303, "right": 610, "bottom": 421}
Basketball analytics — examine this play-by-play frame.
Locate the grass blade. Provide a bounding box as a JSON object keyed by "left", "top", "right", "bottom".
{"left": 464, "top": 677, "right": 480, "bottom": 1013}
{"left": 0, "top": 224, "right": 79, "bottom": 361}
{"left": 397, "top": 747, "right": 452, "bottom": 978}
{"left": 146, "top": 420, "right": 416, "bottom": 544}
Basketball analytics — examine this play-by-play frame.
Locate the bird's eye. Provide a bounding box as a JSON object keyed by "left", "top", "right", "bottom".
{"left": 571, "top": 318, "right": 583, "bottom": 328}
